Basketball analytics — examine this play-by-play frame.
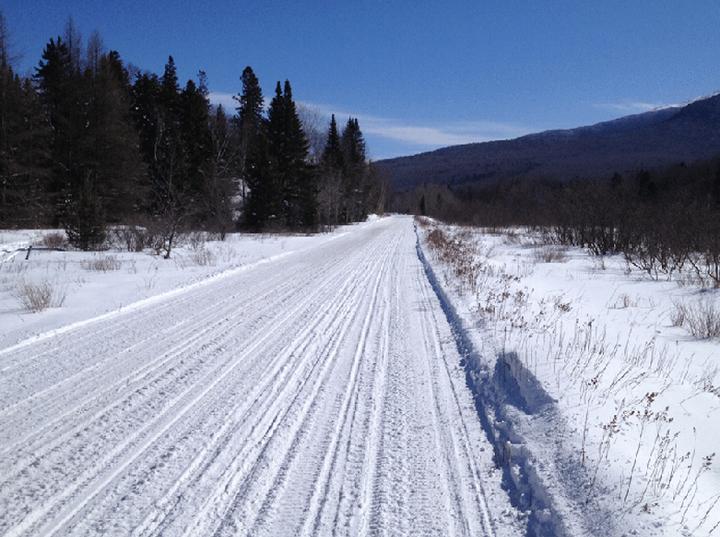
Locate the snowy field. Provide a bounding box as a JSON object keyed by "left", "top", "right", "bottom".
{"left": 0, "top": 227, "right": 354, "bottom": 347}
{"left": 417, "top": 218, "right": 720, "bottom": 536}
{"left": 0, "top": 216, "right": 522, "bottom": 537}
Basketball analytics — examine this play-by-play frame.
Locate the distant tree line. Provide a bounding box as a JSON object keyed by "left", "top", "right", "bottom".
{"left": 396, "top": 157, "right": 720, "bottom": 286}
{"left": 0, "top": 14, "right": 387, "bottom": 252}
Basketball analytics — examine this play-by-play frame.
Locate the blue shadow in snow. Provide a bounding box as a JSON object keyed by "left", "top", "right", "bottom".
{"left": 415, "top": 225, "right": 566, "bottom": 537}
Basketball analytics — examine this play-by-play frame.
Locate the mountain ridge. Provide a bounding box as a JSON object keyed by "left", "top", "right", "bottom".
{"left": 377, "top": 93, "right": 720, "bottom": 190}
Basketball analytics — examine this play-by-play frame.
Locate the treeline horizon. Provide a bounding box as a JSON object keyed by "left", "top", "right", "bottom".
{"left": 0, "top": 14, "right": 388, "bottom": 253}
{"left": 396, "top": 157, "right": 720, "bottom": 286}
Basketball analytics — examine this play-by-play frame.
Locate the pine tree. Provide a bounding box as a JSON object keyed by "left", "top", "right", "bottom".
{"left": 266, "top": 80, "right": 313, "bottom": 228}
{"left": 341, "top": 118, "right": 366, "bottom": 169}
{"left": 340, "top": 117, "right": 367, "bottom": 222}
{"left": 235, "top": 66, "right": 263, "bottom": 204}
{"left": 131, "top": 72, "right": 161, "bottom": 171}
{"left": 0, "top": 15, "right": 51, "bottom": 226}
{"left": 206, "top": 104, "right": 237, "bottom": 237}
{"left": 35, "top": 35, "right": 86, "bottom": 224}
{"left": 129, "top": 56, "right": 189, "bottom": 256}
{"left": 63, "top": 175, "right": 106, "bottom": 250}
{"left": 243, "top": 131, "right": 274, "bottom": 230}
{"left": 155, "top": 55, "right": 185, "bottom": 197}
{"left": 317, "top": 115, "right": 344, "bottom": 226}
{"left": 282, "top": 80, "right": 313, "bottom": 227}
{"left": 260, "top": 81, "right": 286, "bottom": 226}
{"left": 235, "top": 67, "right": 272, "bottom": 229}
{"left": 180, "top": 75, "right": 213, "bottom": 204}
{"left": 83, "top": 44, "right": 145, "bottom": 222}
{"left": 321, "top": 114, "right": 343, "bottom": 170}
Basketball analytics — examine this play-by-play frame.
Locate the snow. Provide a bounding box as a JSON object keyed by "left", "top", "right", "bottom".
{"left": 417, "top": 221, "right": 720, "bottom": 537}
{"left": 0, "top": 216, "right": 521, "bottom": 537}
{"left": 5, "top": 215, "right": 713, "bottom": 536}
{"left": 0, "top": 227, "right": 354, "bottom": 347}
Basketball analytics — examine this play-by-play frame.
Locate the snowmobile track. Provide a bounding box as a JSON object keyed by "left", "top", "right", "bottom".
{"left": 0, "top": 216, "right": 518, "bottom": 537}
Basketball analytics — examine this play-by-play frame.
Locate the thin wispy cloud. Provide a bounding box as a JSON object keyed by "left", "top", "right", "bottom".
{"left": 208, "top": 92, "right": 238, "bottom": 111}
{"left": 295, "top": 101, "right": 531, "bottom": 148}
{"left": 593, "top": 100, "right": 678, "bottom": 113}
{"left": 207, "top": 93, "right": 532, "bottom": 152}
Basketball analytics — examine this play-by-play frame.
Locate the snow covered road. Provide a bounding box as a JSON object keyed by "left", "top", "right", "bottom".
{"left": 0, "top": 216, "right": 516, "bottom": 537}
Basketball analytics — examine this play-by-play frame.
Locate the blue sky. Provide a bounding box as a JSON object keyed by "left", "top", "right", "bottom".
{"left": 4, "top": 1, "right": 720, "bottom": 159}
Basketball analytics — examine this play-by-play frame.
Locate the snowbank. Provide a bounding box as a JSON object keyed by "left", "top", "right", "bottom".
{"left": 417, "top": 220, "right": 720, "bottom": 537}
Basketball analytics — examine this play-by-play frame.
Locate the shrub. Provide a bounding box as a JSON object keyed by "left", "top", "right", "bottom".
{"left": 81, "top": 255, "right": 121, "bottom": 272}
{"left": 533, "top": 245, "right": 568, "bottom": 263}
{"left": 672, "top": 297, "right": 720, "bottom": 338}
{"left": 39, "top": 232, "right": 66, "bottom": 249}
{"left": 424, "top": 226, "right": 484, "bottom": 293}
{"left": 62, "top": 178, "right": 107, "bottom": 251}
{"left": 190, "top": 247, "right": 215, "bottom": 266}
{"left": 15, "top": 280, "right": 66, "bottom": 312}
{"left": 111, "top": 226, "right": 156, "bottom": 252}
{"left": 670, "top": 300, "right": 687, "bottom": 327}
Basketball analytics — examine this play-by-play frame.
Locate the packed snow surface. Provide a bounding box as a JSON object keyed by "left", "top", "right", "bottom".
{"left": 0, "top": 217, "right": 518, "bottom": 537}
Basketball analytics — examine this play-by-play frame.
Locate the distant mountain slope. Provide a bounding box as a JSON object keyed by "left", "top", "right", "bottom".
{"left": 377, "top": 94, "right": 720, "bottom": 190}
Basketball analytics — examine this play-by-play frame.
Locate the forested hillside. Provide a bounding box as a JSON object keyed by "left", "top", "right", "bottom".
{"left": 378, "top": 94, "right": 720, "bottom": 190}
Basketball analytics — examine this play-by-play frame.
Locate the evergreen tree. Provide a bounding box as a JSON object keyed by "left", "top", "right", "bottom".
{"left": 243, "top": 130, "right": 275, "bottom": 229}
{"left": 130, "top": 57, "right": 188, "bottom": 256}
{"left": 235, "top": 67, "right": 272, "bottom": 229}
{"left": 0, "top": 15, "right": 51, "bottom": 226}
{"left": 154, "top": 56, "right": 185, "bottom": 201}
{"left": 317, "top": 115, "right": 344, "bottom": 226}
{"left": 321, "top": 114, "right": 343, "bottom": 170}
{"left": 131, "top": 71, "right": 161, "bottom": 174}
{"left": 83, "top": 45, "right": 145, "bottom": 222}
{"left": 340, "top": 117, "right": 367, "bottom": 222}
{"left": 35, "top": 35, "right": 86, "bottom": 223}
{"left": 262, "top": 81, "right": 286, "bottom": 226}
{"left": 0, "top": 17, "right": 375, "bottom": 234}
{"left": 282, "top": 80, "right": 314, "bottom": 227}
{"left": 266, "top": 80, "right": 313, "bottom": 228}
{"left": 235, "top": 66, "right": 263, "bottom": 205}
{"left": 206, "top": 104, "right": 238, "bottom": 237}
{"left": 63, "top": 175, "right": 106, "bottom": 250}
{"left": 36, "top": 29, "right": 143, "bottom": 239}
{"left": 180, "top": 76, "right": 213, "bottom": 203}
{"left": 341, "top": 118, "right": 366, "bottom": 169}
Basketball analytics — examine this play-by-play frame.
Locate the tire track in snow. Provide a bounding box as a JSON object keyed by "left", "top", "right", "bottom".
{"left": 204, "top": 231, "right": 401, "bottom": 537}
{"left": 297, "top": 232, "right": 399, "bottom": 537}
{"left": 0, "top": 256, "right": 338, "bottom": 486}
{"left": 3, "top": 229, "right": 389, "bottom": 537}
{"left": 0, "top": 245, "right": 343, "bottom": 416}
{"left": 0, "top": 261, "right": 323, "bottom": 457}
{"left": 130, "top": 234, "right": 394, "bottom": 537}
{"left": 0, "top": 217, "right": 517, "bottom": 537}
{"left": 415, "top": 263, "right": 496, "bottom": 537}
